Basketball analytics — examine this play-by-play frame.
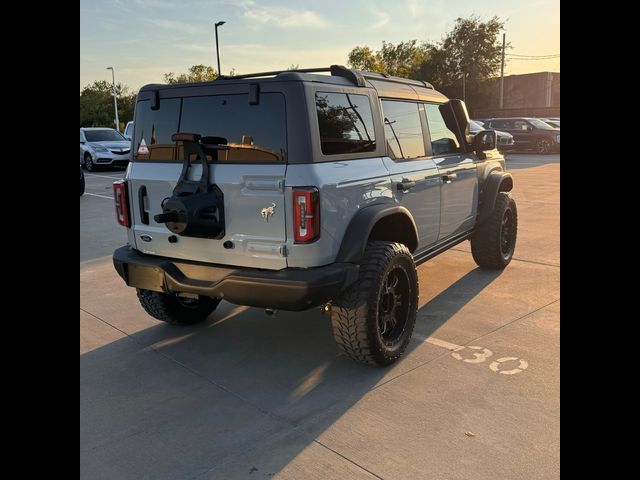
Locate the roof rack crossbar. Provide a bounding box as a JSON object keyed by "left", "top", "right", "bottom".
{"left": 216, "top": 65, "right": 366, "bottom": 87}
{"left": 217, "top": 67, "right": 331, "bottom": 80}
{"left": 359, "top": 72, "right": 434, "bottom": 89}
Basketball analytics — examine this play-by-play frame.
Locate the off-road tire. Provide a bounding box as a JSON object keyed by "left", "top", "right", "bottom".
{"left": 136, "top": 289, "right": 220, "bottom": 325}
{"left": 330, "top": 241, "right": 418, "bottom": 366}
{"left": 471, "top": 192, "right": 518, "bottom": 269}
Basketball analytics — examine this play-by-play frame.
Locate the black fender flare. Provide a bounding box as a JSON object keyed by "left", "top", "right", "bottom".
{"left": 477, "top": 171, "right": 513, "bottom": 225}
{"left": 335, "top": 205, "right": 419, "bottom": 263}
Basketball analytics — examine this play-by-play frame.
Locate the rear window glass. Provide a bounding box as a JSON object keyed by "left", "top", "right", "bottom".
{"left": 315, "top": 92, "right": 376, "bottom": 155}
{"left": 133, "top": 93, "right": 287, "bottom": 163}
{"left": 179, "top": 93, "right": 286, "bottom": 163}
{"left": 133, "top": 98, "right": 180, "bottom": 161}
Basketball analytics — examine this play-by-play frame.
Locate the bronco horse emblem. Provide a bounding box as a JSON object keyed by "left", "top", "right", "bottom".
{"left": 260, "top": 203, "right": 276, "bottom": 222}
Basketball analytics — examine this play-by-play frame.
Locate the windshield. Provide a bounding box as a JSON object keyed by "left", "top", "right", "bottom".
{"left": 528, "top": 118, "right": 557, "bottom": 130}
{"left": 84, "top": 129, "right": 126, "bottom": 142}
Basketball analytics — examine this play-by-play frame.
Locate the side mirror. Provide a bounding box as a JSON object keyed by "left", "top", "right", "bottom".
{"left": 473, "top": 130, "right": 497, "bottom": 153}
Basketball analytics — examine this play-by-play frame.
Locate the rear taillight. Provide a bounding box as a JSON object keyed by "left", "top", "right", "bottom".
{"left": 113, "top": 180, "right": 131, "bottom": 228}
{"left": 293, "top": 187, "right": 320, "bottom": 243}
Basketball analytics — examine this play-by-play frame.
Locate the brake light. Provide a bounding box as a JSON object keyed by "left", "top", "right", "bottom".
{"left": 293, "top": 187, "right": 320, "bottom": 243}
{"left": 113, "top": 180, "right": 131, "bottom": 228}
{"left": 171, "top": 133, "right": 201, "bottom": 142}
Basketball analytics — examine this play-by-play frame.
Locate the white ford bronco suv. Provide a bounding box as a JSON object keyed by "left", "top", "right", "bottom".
{"left": 112, "top": 65, "right": 517, "bottom": 366}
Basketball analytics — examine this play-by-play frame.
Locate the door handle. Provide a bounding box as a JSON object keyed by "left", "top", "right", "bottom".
{"left": 397, "top": 180, "right": 416, "bottom": 191}
{"left": 442, "top": 173, "right": 457, "bottom": 184}
{"left": 138, "top": 185, "right": 149, "bottom": 224}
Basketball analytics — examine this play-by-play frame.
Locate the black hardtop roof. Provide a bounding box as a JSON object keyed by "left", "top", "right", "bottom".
{"left": 138, "top": 65, "right": 448, "bottom": 102}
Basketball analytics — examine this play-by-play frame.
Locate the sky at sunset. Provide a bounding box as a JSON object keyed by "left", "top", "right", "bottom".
{"left": 80, "top": 0, "right": 560, "bottom": 91}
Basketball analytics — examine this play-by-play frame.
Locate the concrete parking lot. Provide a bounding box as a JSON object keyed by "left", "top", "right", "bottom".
{"left": 80, "top": 153, "right": 560, "bottom": 479}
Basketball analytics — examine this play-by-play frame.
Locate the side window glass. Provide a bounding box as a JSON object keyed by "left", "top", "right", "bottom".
{"left": 424, "top": 103, "right": 462, "bottom": 156}
{"left": 381, "top": 100, "right": 425, "bottom": 159}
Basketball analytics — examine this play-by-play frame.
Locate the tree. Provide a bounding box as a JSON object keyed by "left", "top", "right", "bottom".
{"left": 418, "top": 16, "right": 507, "bottom": 106}
{"left": 79, "top": 80, "right": 136, "bottom": 130}
{"left": 347, "top": 41, "right": 429, "bottom": 78}
{"left": 347, "top": 47, "right": 383, "bottom": 73}
{"left": 377, "top": 41, "right": 430, "bottom": 78}
{"left": 163, "top": 64, "right": 218, "bottom": 84}
{"left": 345, "top": 16, "right": 507, "bottom": 110}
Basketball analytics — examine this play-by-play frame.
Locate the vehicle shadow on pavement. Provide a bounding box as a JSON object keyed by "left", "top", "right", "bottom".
{"left": 80, "top": 267, "right": 502, "bottom": 479}
{"left": 505, "top": 153, "right": 560, "bottom": 170}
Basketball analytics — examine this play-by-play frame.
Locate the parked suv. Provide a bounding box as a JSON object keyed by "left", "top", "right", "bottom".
{"left": 80, "top": 127, "right": 131, "bottom": 171}
{"left": 112, "top": 66, "right": 517, "bottom": 366}
{"left": 468, "top": 120, "right": 514, "bottom": 151}
{"left": 483, "top": 117, "right": 559, "bottom": 154}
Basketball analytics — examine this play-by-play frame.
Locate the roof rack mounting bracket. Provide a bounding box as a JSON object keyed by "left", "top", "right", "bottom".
{"left": 329, "top": 65, "right": 366, "bottom": 87}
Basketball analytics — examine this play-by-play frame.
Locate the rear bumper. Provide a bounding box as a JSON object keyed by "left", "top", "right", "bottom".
{"left": 113, "top": 245, "right": 359, "bottom": 311}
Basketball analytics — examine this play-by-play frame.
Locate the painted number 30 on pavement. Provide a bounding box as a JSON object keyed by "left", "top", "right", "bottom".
{"left": 451, "top": 346, "right": 529, "bottom": 375}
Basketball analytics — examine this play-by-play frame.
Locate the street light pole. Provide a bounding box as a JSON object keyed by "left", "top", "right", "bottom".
{"left": 384, "top": 118, "right": 405, "bottom": 159}
{"left": 106, "top": 66, "right": 119, "bottom": 132}
{"left": 214, "top": 21, "right": 226, "bottom": 76}
{"left": 499, "top": 33, "right": 506, "bottom": 110}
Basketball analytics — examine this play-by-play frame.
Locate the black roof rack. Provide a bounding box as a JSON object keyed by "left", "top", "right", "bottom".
{"left": 215, "top": 65, "right": 433, "bottom": 89}
{"left": 359, "top": 71, "right": 434, "bottom": 90}
{"left": 216, "top": 65, "right": 366, "bottom": 87}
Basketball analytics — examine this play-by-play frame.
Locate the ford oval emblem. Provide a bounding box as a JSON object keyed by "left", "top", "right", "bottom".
{"left": 140, "top": 234, "right": 153, "bottom": 242}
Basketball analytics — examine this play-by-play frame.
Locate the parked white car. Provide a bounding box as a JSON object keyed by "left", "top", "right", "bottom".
{"left": 80, "top": 128, "right": 131, "bottom": 171}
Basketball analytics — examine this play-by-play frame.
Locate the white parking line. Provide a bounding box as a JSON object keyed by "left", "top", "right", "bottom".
{"left": 85, "top": 173, "right": 124, "bottom": 180}
{"left": 412, "top": 332, "right": 464, "bottom": 351}
{"left": 83, "top": 192, "right": 113, "bottom": 200}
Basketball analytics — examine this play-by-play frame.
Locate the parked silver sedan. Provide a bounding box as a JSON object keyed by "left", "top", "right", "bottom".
{"left": 80, "top": 128, "right": 131, "bottom": 171}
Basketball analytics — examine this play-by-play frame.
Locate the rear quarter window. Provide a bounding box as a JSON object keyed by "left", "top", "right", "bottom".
{"left": 315, "top": 92, "right": 376, "bottom": 155}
